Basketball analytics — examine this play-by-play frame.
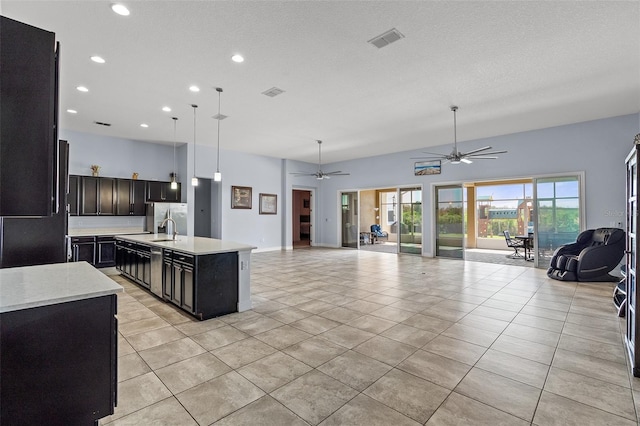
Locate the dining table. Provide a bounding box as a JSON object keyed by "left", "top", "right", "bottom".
{"left": 515, "top": 234, "right": 534, "bottom": 261}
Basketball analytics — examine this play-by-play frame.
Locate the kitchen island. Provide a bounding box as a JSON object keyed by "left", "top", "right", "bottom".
{"left": 115, "top": 234, "right": 255, "bottom": 320}
{"left": 0, "top": 262, "right": 123, "bottom": 425}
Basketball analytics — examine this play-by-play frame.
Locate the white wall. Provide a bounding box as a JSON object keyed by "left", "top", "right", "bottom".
{"left": 315, "top": 113, "right": 640, "bottom": 255}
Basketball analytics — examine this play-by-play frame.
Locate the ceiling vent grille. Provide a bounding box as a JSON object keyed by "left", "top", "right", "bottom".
{"left": 262, "top": 87, "right": 285, "bottom": 97}
{"left": 368, "top": 28, "right": 405, "bottom": 49}
{"left": 94, "top": 121, "right": 111, "bottom": 127}
{"left": 212, "top": 114, "right": 228, "bottom": 120}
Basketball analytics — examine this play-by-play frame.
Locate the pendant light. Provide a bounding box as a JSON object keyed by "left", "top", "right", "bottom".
{"left": 213, "top": 87, "right": 223, "bottom": 182}
{"left": 190, "top": 104, "right": 199, "bottom": 187}
{"left": 170, "top": 117, "right": 178, "bottom": 189}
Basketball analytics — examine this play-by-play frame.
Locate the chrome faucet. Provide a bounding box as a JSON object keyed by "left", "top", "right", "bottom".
{"left": 160, "top": 217, "right": 178, "bottom": 241}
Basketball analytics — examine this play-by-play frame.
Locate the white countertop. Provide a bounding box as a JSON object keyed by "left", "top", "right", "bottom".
{"left": 116, "top": 234, "right": 256, "bottom": 255}
{"left": 68, "top": 228, "right": 149, "bottom": 237}
{"left": 0, "top": 262, "right": 123, "bottom": 313}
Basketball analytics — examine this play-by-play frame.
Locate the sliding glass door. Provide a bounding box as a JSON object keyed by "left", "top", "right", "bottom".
{"left": 341, "top": 191, "right": 358, "bottom": 248}
{"left": 435, "top": 185, "right": 464, "bottom": 259}
{"left": 399, "top": 187, "right": 422, "bottom": 254}
{"left": 533, "top": 175, "right": 583, "bottom": 267}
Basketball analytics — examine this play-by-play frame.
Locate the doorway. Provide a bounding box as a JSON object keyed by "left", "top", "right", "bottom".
{"left": 293, "top": 189, "right": 312, "bottom": 248}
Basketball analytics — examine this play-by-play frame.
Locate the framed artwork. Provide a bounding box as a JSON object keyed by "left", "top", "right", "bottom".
{"left": 414, "top": 160, "right": 441, "bottom": 175}
{"left": 231, "top": 186, "right": 252, "bottom": 209}
{"left": 259, "top": 193, "right": 277, "bottom": 215}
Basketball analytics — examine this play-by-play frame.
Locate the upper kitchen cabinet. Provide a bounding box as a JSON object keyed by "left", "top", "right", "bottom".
{"left": 81, "top": 176, "right": 116, "bottom": 215}
{"left": 0, "top": 17, "right": 58, "bottom": 217}
{"left": 147, "top": 181, "right": 181, "bottom": 202}
{"left": 116, "top": 179, "right": 146, "bottom": 216}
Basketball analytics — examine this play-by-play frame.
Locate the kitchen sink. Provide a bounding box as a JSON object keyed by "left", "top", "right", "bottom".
{"left": 151, "top": 238, "right": 181, "bottom": 242}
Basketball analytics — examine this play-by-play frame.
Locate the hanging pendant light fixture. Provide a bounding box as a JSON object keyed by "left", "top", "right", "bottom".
{"left": 213, "top": 87, "right": 224, "bottom": 182}
{"left": 170, "top": 117, "right": 178, "bottom": 189}
{"left": 190, "top": 104, "right": 199, "bottom": 186}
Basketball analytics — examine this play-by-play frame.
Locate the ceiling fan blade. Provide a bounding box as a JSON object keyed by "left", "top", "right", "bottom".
{"left": 325, "top": 172, "right": 350, "bottom": 176}
{"left": 461, "top": 146, "right": 493, "bottom": 156}
{"left": 420, "top": 151, "right": 448, "bottom": 156}
{"left": 467, "top": 150, "right": 507, "bottom": 156}
{"left": 411, "top": 155, "right": 447, "bottom": 160}
{"left": 464, "top": 156, "right": 500, "bottom": 160}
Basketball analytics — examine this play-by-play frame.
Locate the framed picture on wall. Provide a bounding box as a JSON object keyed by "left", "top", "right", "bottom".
{"left": 414, "top": 160, "right": 441, "bottom": 175}
{"left": 231, "top": 186, "right": 252, "bottom": 209}
{"left": 259, "top": 193, "right": 277, "bottom": 215}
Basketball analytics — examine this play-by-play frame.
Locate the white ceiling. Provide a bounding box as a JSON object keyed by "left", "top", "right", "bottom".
{"left": 2, "top": 1, "right": 639, "bottom": 163}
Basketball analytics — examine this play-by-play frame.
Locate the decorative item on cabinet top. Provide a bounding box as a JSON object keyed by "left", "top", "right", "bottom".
{"left": 90, "top": 164, "right": 100, "bottom": 177}
{"left": 132, "top": 172, "right": 139, "bottom": 180}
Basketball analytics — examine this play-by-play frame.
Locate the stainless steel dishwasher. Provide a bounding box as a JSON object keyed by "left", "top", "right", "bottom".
{"left": 150, "top": 248, "right": 163, "bottom": 297}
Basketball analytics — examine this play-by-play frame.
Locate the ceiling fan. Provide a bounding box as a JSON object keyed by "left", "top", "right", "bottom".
{"left": 413, "top": 106, "right": 507, "bottom": 164}
{"left": 291, "top": 140, "right": 350, "bottom": 180}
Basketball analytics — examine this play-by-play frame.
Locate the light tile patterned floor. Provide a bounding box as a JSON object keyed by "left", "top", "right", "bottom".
{"left": 100, "top": 248, "right": 639, "bottom": 425}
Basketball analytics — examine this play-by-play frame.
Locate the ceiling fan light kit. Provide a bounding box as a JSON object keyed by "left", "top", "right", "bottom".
{"left": 291, "top": 140, "right": 350, "bottom": 180}
{"left": 413, "top": 106, "right": 507, "bottom": 165}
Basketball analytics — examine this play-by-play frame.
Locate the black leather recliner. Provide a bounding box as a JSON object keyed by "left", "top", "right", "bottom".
{"left": 547, "top": 228, "right": 625, "bottom": 282}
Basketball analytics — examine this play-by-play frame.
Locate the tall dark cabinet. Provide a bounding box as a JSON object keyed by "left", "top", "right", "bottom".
{"left": 625, "top": 134, "right": 640, "bottom": 377}
{"left": 0, "top": 16, "right": 59, "bottom": 217}
{"left": 0, "top": 141, "right": 68, "bottom": 268}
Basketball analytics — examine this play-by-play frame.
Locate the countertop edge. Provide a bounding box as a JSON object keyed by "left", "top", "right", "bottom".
{"left": 115, "top": 234, "right": 257, "bottom": 255}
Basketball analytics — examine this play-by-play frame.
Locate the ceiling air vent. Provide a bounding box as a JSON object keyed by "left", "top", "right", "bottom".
{"left": 94, "top": 121, "right": 111, "bottom": 127}
{"left": 262, "top": 87, "right": 285, "bottom": 97}
{"left": 368, "top": 28, "right": 405, "bottom": 49}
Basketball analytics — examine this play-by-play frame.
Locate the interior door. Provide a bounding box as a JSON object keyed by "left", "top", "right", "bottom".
{"left": 341, "top": 192, "right": 358, "bottom": 248}
{"left": 533, "top": 174, "right": 583, "bottom": 268}
{"left": 399, "top": 187, "right": 422, "bottom": 254}
{"left": 435, "top": 185, "right": 464, "bottom": 259}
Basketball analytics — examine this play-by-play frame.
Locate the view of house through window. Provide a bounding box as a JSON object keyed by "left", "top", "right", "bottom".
{"left": 476, "top": 182, "right": 533, "bottom": 250}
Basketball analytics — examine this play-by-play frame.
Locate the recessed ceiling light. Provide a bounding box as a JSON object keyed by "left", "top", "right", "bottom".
{"left": 111, "top": 3, "right": 130, "bottom": 16}
{"left": 77, "top": 86, "right": 89, "bottom": 92}
{"left": 162, "top": 106, "right": 171, "bottom": 112}
{"left": 67, "top": 109, "right": 78, "bottom": 114}
{"left": 231, "top": 54, "right": 244, "bottom": 63}
{"left": 91, "top": 56, "right": 105, "bottom": 64}
{"left": 189, "top": 85, "right": 200, "bottom": 92}
{"left": 140, "top": 123, "right": 149, "bottom": 128}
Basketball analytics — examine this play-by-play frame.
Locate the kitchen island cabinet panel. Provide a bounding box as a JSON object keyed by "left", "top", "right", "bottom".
{"left": 116, "top": 235, "right": 250, "bottom": 320}
{"left": 0, "top": 262, "right": 121, "bottom": 426}
{"left": 0, "top": 295, "right": 117, "bottom": 425}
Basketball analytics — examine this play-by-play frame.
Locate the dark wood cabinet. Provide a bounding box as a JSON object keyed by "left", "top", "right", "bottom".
{"left": 99, "top": 178, "right": 116, "bottom": 215}
{"left": 80, "top": 176, "right": 99, "bottom": 215}
{"left": 165, "top": 251, "right": 195, "bottom": 312}
{"left": 68, "top": 174, "right": 79, "bottom": 216}
{"left": 626, "top": 138, "right": 640, "bottom": 376}
{"left": 115, "top": 240, "right": 152, "bottom": 288}
{"left": 116, "top": 179, "right": 132, "bottom": 216}
{"left": 71, "top": 236, "right": 96, "bottom": 264}
{"left": 148, "top": 181, "right": 181, "bottom": 202}
{"left": 96, "top": 236, "right": 116, "bottom": 268}
{"left": 132, "top": 180, "right": 147, "bottom": 215}
{"left": 116, "top": 179, "right": 147, "bottom": 216}
{"left": 0, "top": 295, "right": 117, "bottom": 424}
{"left": 0, "top": 17, "right": 57, "bottom": 217}
{"left": 79, "top": 176, "right": 116, "bottom": 215}
{"left": 71, "top": 175, "right": 179, "bottom": 216}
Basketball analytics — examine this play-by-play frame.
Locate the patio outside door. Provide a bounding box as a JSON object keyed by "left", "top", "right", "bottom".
{"left": 399, "top": 187, "right": 422, "bottom": 254}
{"left": 533, "top": 175, "right": 583, "bottom": 268}
{"left": 341, "top": 192, "right": 358, "bottom": 248}
{"left": 435, "top": 185, "right": 465, "bottom": 259}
